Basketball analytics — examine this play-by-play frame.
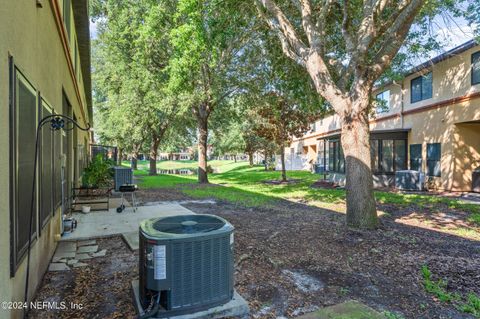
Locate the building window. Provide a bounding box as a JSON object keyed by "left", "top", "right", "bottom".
{"left": 472, "top": 51, "right": 480, "bottom": 85}
{"left": 370, "top": 140, "right": 379, "bottom": 173}
{"left": 394, "top": 140, "right": 407, "bottom": 171}
{"left": 411, "top": 72, "right": 432, "bottom": 103}
{"left": 40, "top": 100, "right": 54, "bottom": 228}
{"left": 371, "top": 139, "right": 407, "bottom": 174}
{"left": 375, "top": 90, "right": 390, "bottom": 113}
{"left": 310, "top": 122, "right": 316, "bottom": 132}
{"left": 410, "top": 144, "right": 422, "bottom": 171}
{"left": 63, "top": 0, "right": 71, "bottom": 41}
{"left": 427, "top": 143, "right": 441, "bottom": 177}
{"left": 328, "top": 140, "right": 344, "bottom": 173}
{"left": 10, "top": 68, "right": 38, "bottom": 271}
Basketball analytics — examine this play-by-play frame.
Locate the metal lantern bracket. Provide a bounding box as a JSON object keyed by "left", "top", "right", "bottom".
{"left": 23, "top": 114, "right": 89, "bottom": 318}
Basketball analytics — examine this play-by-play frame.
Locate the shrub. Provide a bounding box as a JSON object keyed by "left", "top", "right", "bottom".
{"left": 82, "top": 154, "right": 115, "bottom": 188}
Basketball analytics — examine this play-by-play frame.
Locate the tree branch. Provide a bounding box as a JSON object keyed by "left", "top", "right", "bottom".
{"left": 299, "top": 0, "right": 321, "bottom": 49}
{"left": 369, "top": 0, "right": 425, "bottom": 79}
{"left": 255, "top": 0, "right": 309, "bottom": 62}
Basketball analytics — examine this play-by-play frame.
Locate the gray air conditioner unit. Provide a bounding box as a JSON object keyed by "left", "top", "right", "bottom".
{"left": 113, "top": 166, "right": 133, "bottom": 191}
{"left": 139, "top": 214, "right": 234, "bottom": 318}
{"left": 395, "top": 170, "right": 425, "bottom": 191}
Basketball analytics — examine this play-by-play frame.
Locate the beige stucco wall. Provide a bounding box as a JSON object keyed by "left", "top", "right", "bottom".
{"left": 405, "top": 98, "right": 480, "bottom": 191}
{"left": 0, "top": 1, "right": 91, "bottom": 318}
{"left": 286, "top": 44, "right": 480, "bottom": 192}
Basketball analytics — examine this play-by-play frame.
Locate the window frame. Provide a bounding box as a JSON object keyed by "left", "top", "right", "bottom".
{"left": 409, "top": 144, "right": 422, "bottom": 171}
{"left": 10, "top": 63, "right": 39, "bottom": 276}
{"left": 426, "top": 143, "right": 441, "bottom": 177}
{"left": 375, "top": 90, "right": 390, "bottom": 113}
{"left": 370, "top": 138, "right": 407, "bottom": 175}
{"left": 410, "top": 72, "right": 433, "bottom": 103}
{"left": 63, "top": 0, "right": 72, "bottom": 42}
{"left": 40, "top": 98, "right": 55, "bottom": 230}
{"left": 472, "top": 51, "right": 480, "bottom": 85}
{"left": 328, "top": 139, "right": 345, "bottom": 174}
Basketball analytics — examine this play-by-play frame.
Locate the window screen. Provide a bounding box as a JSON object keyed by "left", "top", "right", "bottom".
{"left": 411, "top": 72, "right": 432, "bottom": 103}
{"left": 394, "top": 140, "right": 407, "bottom": 171}
{"left": 410, "top": 144, "right": 422, "bottom": 171}
{"left": 427, "top": 143, "right": 441, "bottom": 177}
{"left": 472, "top": 51, "right": 480, "bottom": 85}
{"left": 40, "top": 101, "right": 53, "bottom": 228}
{"left": 63, "top": 0, "right": 71, "bottom": 41}
{"left": 370, "top": 140, "right": 379, "bottom": 173}
{"left": 328, "top": 140, "right": 345, "bottom": 173}
{"left": 375, "top": 90, "right": 390, "bottom": 113}
{"left": 14, "top": 72, "right": 38, "bottom": 264}
{"left": 381, "top": 140, "right": 394, "bottom": 173}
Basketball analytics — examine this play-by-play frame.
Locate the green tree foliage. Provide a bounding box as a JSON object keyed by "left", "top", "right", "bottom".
{"left": 167, "top": 0, "right": 256, "bottom": 183}
{"left": 92, "top": 0, "right": 183, "bottom": 175}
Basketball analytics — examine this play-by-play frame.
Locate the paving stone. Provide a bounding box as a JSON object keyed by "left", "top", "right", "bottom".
{"left": 53, "top": 251, "right": 76, "bottom": 259}
{"left": 92, "top": 249, "right": 107, "bottom": 257}
{"left": 52, "top": 256, "right": 62, "bottom": 263}
{"left": 73, "top": 262, "right": 89, "bottom": 268}
{"left": 67, "top": 259, "right": 79, "bottom": 266}
{"left": 56, "top": 242, "right": 77, "bottom": 253}
{"left": 48, "top": 263, "right": 70, "bottom": 271}
{"left": 76, "top": 253, "right": 92, "bottom": 260}
{"left": 122, "top": 231, "right": 139, "bottom": 250}
{"left": 77, "top": 239, "right": 96, "bottom": 247}
{"left": 76, "top": 245, "right": 98, "bottom": 254}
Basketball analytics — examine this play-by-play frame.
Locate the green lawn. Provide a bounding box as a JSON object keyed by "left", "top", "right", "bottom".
{"left": 132, "top": 162, "right": 480, "bottom": 228}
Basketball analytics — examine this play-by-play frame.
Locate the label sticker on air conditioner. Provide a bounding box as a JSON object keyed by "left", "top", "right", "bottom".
{"left": 230, "top": 233, "right": 234, "bottom": 245}
{"left": 153, "top": 245, "right": 166, "bottom": 280}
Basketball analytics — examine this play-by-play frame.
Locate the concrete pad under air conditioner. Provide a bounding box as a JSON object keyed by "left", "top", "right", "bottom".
{"left": 131, "top": 280, "right": 249, "bottom": 319}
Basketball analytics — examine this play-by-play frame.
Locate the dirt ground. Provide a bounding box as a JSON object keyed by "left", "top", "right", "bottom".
{"left": 28, "top": 188, "right": 480, "bottom": 319}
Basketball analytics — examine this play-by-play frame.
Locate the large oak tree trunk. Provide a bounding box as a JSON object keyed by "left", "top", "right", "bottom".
{"left": 280, "top": 146, "right": 287, "bottom": 181}
{"left": 197, "top": 117, "right": 209, "bottom": 184}
{"left": 248, "top": 151, "right": 254, "bottom": 166}
{"left": 340, "top": 110, "right": 378, "bottom": 229}
{"left": 149, "top": 139, "right": 160, "bottom": 176}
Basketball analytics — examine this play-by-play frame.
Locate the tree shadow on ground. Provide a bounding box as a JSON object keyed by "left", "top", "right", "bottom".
{"left": 180, "top": 194, "right": 480, "bottom": 319}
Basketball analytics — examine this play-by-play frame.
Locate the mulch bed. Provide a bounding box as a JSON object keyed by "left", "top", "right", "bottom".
{"left": 310, "top": 180, "right": 341, "bottom": 189}
{"left": 262, "top": 179, "right": 302, "bottom": 185}
{"left": 29, "top": 188, "right": 480, "bottom": 319}
{"left": 28, "top": 237, "right": 138, "bottom": 319}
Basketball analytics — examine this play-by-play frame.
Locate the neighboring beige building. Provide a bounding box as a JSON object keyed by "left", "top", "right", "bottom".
{"left": 0, "top": 1, "right": 92, "bottom": 318}
{"left": 284, "top": 40, "right": 480, "bottom": 192}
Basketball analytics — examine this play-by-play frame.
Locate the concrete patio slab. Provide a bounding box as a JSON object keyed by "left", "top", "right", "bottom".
{"left": 131, "top": 280, "right": 249, "bottom": 319}
{"left": 297, "top": 300, "right": 386, "bottom": 319}
{"left": 61, "top": 203, "right": 194, "bottom": 241}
